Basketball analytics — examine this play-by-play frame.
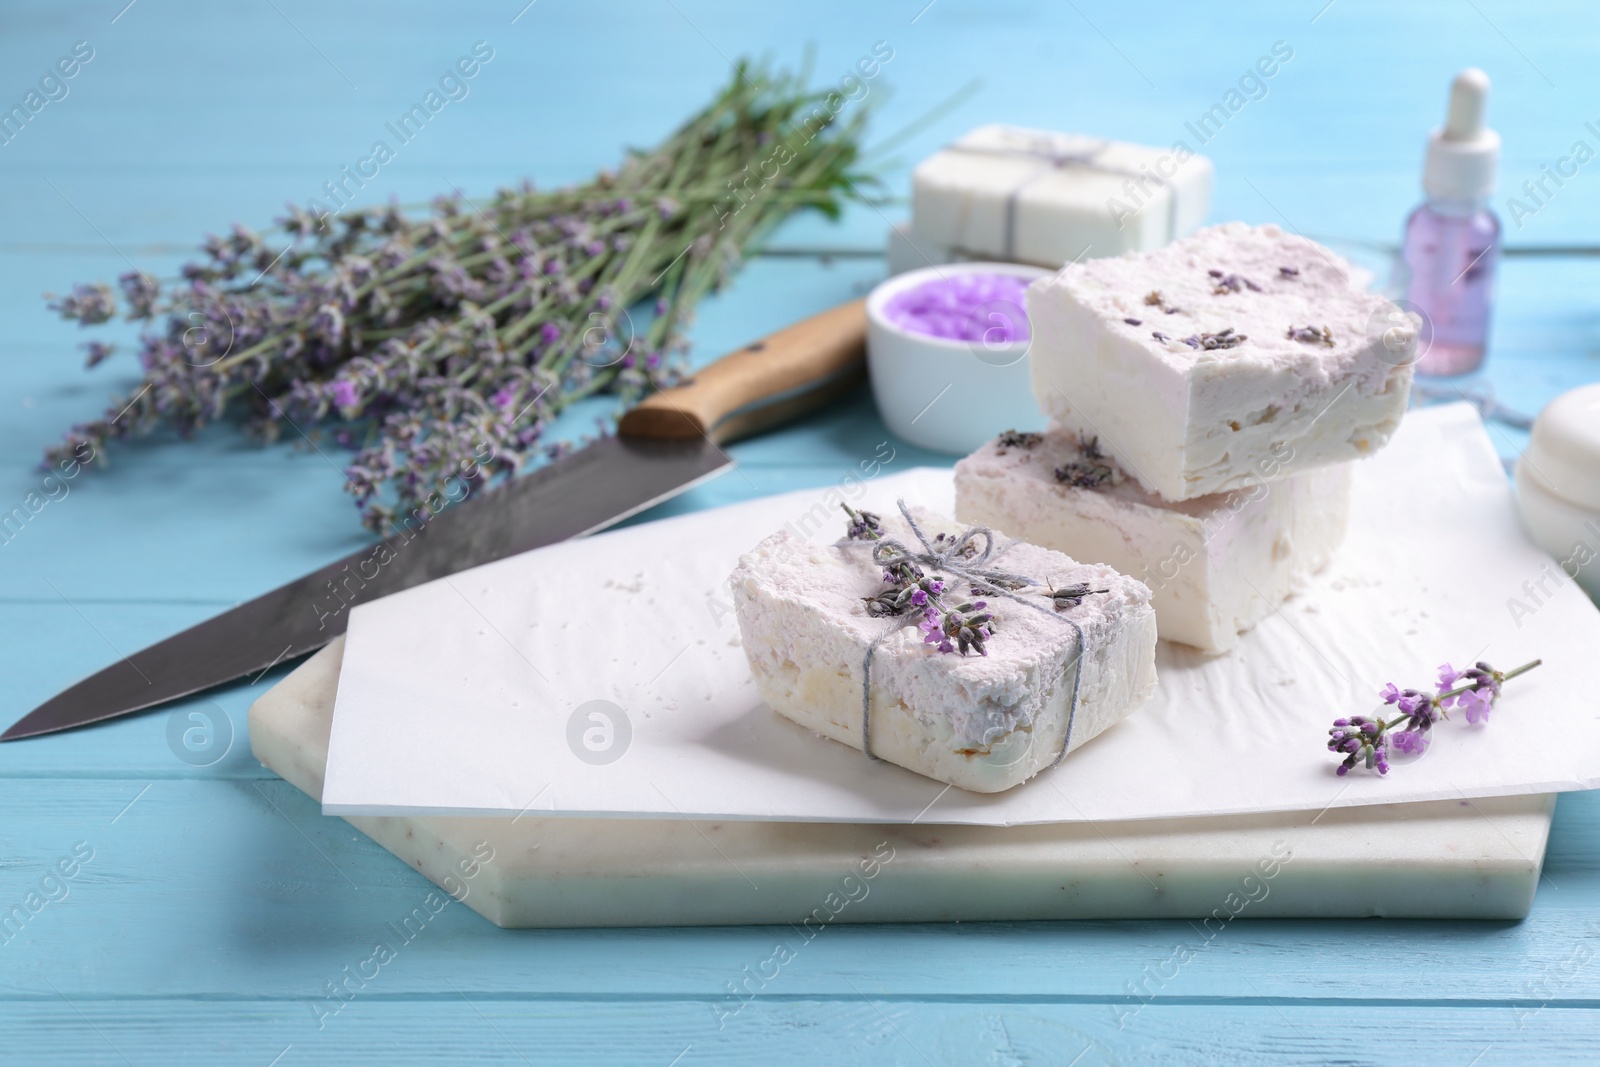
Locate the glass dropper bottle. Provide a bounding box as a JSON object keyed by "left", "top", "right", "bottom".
{"left": 1402, "top": 68, "right": 1501, "bottom": 377}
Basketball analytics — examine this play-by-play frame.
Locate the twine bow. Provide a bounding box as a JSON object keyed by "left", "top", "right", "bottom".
{"left": 856, "top": 501, "right": 1093, "bottom": 773}
{"left": 942, "top": 131, "right": 1181, "bottom": 261}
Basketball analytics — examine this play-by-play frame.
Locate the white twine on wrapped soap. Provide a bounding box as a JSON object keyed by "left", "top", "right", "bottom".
{"left": 854, "top": 501, "right": 1096, "bottom": 773}
{"left": 942, "top": 132, "right": 1180, "bottom": 261}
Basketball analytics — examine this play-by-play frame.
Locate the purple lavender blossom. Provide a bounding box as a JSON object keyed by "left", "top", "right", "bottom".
{"left": 40, "top": 64, "right": 870, "bottom": 534}
{"left": 47, "top": 283, "right": 117, "bottom": 326}
{"left": 1458, "top": 688, "right": 1494, "bottom": 724}
{"left": 1335, "top": 658, "right": 1540, "bottom": 774}
{"left": 1328, "top": 714, "right": 1391, "bottom": 776}
{"left": 1392, "top": 730, "right": 1429, "bottom": 755}
{"left": 1380, "top": 682, "right": 1433, "bottom": 716}
{"left": 329, "top": 380, "right": 359, "bottom": 410}
{"left": 1463, "top": 662, "right": 1503, "bottom": 701}
{"left": 1437, "top": 663, "right": 1462, "bottom": 694}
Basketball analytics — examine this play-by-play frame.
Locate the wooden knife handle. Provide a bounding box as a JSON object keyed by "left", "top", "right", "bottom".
{"left": 618, "top": 298, "right": 867, "bottom": 446}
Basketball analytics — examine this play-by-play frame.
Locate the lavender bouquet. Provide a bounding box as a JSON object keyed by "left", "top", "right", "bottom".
{"left": 44, "top": 63, "right": 871, "bottom": 533}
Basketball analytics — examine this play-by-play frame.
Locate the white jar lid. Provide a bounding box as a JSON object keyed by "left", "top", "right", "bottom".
{"left": 1522, "top": 383, "right": 1600, "bottom": 512}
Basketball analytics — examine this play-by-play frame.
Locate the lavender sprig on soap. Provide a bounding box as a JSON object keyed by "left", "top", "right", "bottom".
{"left": 843, "top": 504, "right": 996, "bottom": 655}
{"left": 1326, "top": 658, "right": 1542, "bottom": 776}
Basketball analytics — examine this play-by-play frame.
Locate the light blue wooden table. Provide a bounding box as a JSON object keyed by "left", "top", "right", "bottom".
{"left": 4, "top": 1, "right": 1599, "bottom": 1062}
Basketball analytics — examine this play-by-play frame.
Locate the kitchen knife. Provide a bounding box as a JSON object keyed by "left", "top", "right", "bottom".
{"left": 3, "top": 298, "right": 867, "bottom": 741}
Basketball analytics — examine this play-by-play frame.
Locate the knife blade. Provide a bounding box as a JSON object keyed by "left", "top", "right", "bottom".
{"left": 4, "top": 298, "right": 867, "bottom": 741}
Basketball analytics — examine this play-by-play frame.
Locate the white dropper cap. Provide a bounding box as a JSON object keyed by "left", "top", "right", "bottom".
{"left": 1423, "top": 68, "right": 1500, "bottom": 201}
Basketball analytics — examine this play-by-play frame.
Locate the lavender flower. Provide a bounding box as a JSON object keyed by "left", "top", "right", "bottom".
{"left": 1180, "top": 328, "right": 1247, "bottom": 351}
{"left": 118, "top": 272, "right": 161, "bottom": 320}
{"left": 920, "top": 601, "right": 994, "bottom": 656}
{"left": 844, "top": 507, "right": 883, "bottom": 541}
{"left": 1328, "top": 715, "right": 1391, "bottom": 776}
{"left": 1286, "top": 324, "right": 1334, "bottom": 347}
{"left": 42, "top": 63, "right": 874, "bottom": 534}
{"left": 1458, "top": 688, "right": 1494, "bottom": 724}
{"left": 47, "top": 283, "right": 117, "bottom": 326}
{"left": 994, "top": 429, "right": 1041, "bottom": 453}
{"left": 1391, "top": 730, "right": 1427, "bottom": 755}
{"left": 1329, "top": 658, "right": 1542, "bottom": 775}
{"left": 329, "top": 380, "right": 360, "bottom": 411}
{"left": 1048, "top": 582, "right": 1108, "bottom": 611}
{"left": 1437, "top": 663, "right": 1462, "bottom": 692}
{"left": 1380, "top": 683, "right": 1433, "bottom": 717}
{"left": 1462, "top": 661, "right": 1504, "bottom": 701}
{"left": 1208, "top": 269, "right": 1262, "bottom": 294}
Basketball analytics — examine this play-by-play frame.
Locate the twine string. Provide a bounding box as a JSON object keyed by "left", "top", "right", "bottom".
{"left": 856, "top": 501, "right": 1092, "bottom": 773}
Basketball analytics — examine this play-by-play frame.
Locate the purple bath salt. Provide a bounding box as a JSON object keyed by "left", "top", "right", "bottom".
{"left": 883, "top": 272, "right": 1032, "bottom": 343}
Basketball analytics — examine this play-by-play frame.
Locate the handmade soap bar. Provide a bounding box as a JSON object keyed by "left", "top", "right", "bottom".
{"left": 729, "top": 505, "right": 1158, "bottom": 792}
{"left": 910, "top": 125, "right": 1213, "bottom": 266}
{"left": 1028, "top": 222, "right": 1415, "bottom": 501}
{"left": 954, "top": 429, "right": 1352, "bottom": 653}
{"left": 251, "top": 637, "right": 1553, "bottom": 926}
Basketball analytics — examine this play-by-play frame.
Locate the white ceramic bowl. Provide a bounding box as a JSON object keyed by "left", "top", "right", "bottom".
{"left": 865, "top": 261, "right": 1050, "bottom": 455}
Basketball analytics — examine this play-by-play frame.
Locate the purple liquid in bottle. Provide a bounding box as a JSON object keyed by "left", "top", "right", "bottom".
{"left": 1404, "top": 68, "right": 1502, "bottom": 378}
{"left": 1403, "top": 201, "right": 1499, "bottom": 377}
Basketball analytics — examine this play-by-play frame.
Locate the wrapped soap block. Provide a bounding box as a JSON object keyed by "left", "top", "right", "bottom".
{"left": 1028, "top": 222, "right": 1415, "bottom": 501}
{"left": 908, "top": 125, "right": 1214, "bottom": 267}
{"left": 729, "top": 504, "right": 1157, "bottom": 793}
{"left": 954, "top": 429, "right": 1351, "bottom": 654}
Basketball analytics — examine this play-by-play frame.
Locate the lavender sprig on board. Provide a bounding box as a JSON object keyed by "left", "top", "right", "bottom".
{"left": 43, "top": 63, "right": 873, "bottom": 534}
{"left": 1326, "top": 658, "right": 1542, "bottom": 776}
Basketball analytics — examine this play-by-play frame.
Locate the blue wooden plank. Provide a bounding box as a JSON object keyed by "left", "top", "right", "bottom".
{"left": 2, "top": 0, "right": 1600, "bottom": 1064}
{"left": 3, "top": 999, "right": 1600, "bottom": 1066}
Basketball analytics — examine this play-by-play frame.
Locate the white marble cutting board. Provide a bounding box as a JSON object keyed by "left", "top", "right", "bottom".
{"left": 251, "top": 637, "right": 1553, "bottom": 926}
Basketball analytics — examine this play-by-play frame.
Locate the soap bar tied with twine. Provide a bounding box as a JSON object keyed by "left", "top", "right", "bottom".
{"left": 940, "top": 129, "right": 1182, "bottom": 260}
{"left": 841, "top": 501, "right": 1108, "bottom": 770}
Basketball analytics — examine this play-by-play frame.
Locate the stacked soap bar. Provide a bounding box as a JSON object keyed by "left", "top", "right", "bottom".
{"left": 955, "top": 429, "right": 1352, "bottom": 653}
{"left": 1029, "top": 222, "right": 1414, "bottom": 500}
{"left": 957, "top": 222, "right": 1415, "bottom": 652}
{"left": 894, "top": 125, "right": 1214, "bottom": 272}
{"left": 729, "top": 505, "right": 1157, "bottom": 792}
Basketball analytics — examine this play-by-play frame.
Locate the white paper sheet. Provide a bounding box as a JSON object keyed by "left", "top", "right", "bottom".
{"left": 323, "top": 404, "right": 1600, "bottom": 825}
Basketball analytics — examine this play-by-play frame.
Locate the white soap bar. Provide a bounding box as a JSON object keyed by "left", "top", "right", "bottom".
{"left": 729, "top": 506, "right": 1157, "bottom": 792}
{"left": 250, "top": 637, "right": 1553, "bottom": 925}
{"left": 954, "top": 430, "right": 1351, "bottom": 653}
{"left": 911, "top": 125, "right": 1213, "bottom": 266}
{"left": 1028, "top": 222, "right": 1415, "bottom": 501}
